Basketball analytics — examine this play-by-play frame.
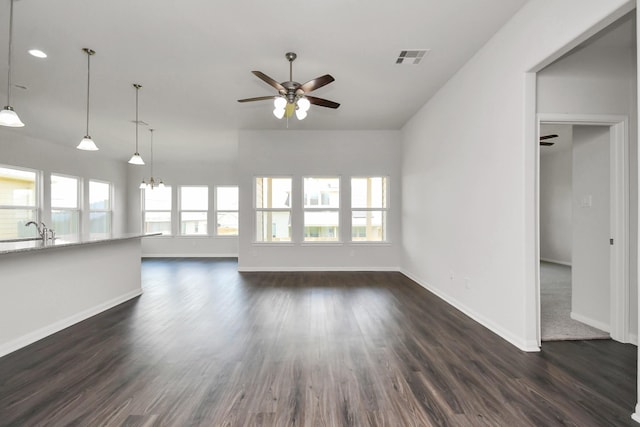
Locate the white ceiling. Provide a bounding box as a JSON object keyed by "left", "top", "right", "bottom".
{"left": 0, "top": 0, "right": 528, "bottom": 163}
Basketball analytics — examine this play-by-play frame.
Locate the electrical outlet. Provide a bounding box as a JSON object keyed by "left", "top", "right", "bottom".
{"left": 464, "top": 277, "right": 471, "bottom": 290}
{"left": 449, "top": 270, "right": 455, "bottom": 280}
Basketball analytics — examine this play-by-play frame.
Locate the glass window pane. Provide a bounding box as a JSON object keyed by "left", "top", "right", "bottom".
{"left": 144, "top": 186, "right": 172, "bottom": 210}
{"left": 0, "top": 209, "right": 37, "bottom": 239}
{"left": 181, "top": 211, "right": 207, "bottom": 235}
{"left": 51, "top": 175, "right": 78, "bottom": 209}
{"left": 89, "top": 211, "right": 111, "bottom": 237}
{"left": 89, "top": 181, "right": 111, "bottom": 210}
{"left": 351, "top": 177, "right": 387, "bottom": 208}
{"left": 352, "top": 210, "right": 386, "bottom": 241}
{"left": 217, "top": 186, "right": 238, "bottom": 210}
{"left": 256, "top": 177, "right": 291, "bottom": 209}
{"left": 144, "top": 211, "right": 171, "bottom": 235}
{"left": 51, "top": 210, "right": 79, "bottom": 237}
{"left": 217, "top": 212, "right": 238, "bottom": 236}
{"left": 304, "top": 210, "right": 339, "bottom": 242}
{"left": 0, "top": 167, "right": 37, "bottom": 207}
{"left": 255, "top": 211, "right": 291, "bottom": 242}
{"left": 304, "top": 177, "right": 339, "bottom": 208}
{"left": 181, "top": 186, "right": 208, "bottom": 210}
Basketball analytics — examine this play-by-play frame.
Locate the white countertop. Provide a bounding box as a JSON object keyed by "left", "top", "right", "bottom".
{"left": 0, "top": 233, "right": 161, "bottom": 255}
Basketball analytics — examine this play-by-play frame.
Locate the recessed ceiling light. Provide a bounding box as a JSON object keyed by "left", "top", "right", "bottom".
{"left": 28, "top": 49, "right": 47, "bottom": 58}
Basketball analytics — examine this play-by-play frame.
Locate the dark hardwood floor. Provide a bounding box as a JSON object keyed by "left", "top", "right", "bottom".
{"left": 0, "top": 258, "right": 636, "bottom": 426}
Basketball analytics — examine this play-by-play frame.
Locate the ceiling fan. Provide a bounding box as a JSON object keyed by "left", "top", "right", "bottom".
{"left": 237, "top": 52, "right": 340, "bottom": 120}
{"left": 540, "top": 134, "right": 558, "bottom": 146}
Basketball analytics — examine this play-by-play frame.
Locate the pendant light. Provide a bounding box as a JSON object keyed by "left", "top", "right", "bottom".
{"left": 128, "top": 84, "right": 144, "bottom": 165}
{"left": 140, "top": 128, "right": 165, "bottom": 190}
{"left": 0, "top": 0, "right": 24, "bottom": 127}
{"left": 76, "top": 48, "right": 98, "bottom": 150}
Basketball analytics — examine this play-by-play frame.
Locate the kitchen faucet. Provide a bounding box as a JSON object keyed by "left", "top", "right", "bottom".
{"left": 25, "top": 221, "right": 54, "bottom": 241}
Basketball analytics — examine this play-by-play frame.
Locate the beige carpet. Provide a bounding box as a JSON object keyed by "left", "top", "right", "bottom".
{"left": 540, "top": 261, "right": 610, "bottom": 341}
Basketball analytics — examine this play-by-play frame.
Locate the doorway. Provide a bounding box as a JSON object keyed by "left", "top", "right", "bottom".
{"left": 539, "top": 122, "right": 620, "bottom": 341}
{"left": 537, "top": 115, "right": 629, "bottom": 345}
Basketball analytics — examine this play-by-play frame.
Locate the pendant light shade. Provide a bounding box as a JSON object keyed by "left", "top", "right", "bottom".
{"left": 77, "top": 48, "right": 98, "bottom": 151}
{"left": 0, "top": 106, "right": 23, "bottom": 127}
{"left": 128, "top": 84, "right": 145, "bottom": 165}
{"left": 0, "top": 0, "right": 24, "bottom": 128}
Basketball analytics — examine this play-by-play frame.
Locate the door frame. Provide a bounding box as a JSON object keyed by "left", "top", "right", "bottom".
{"left": 536, "top": 113, "right": 629, "bottom": 346}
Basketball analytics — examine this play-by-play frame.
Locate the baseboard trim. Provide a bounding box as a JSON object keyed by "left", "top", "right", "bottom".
{"left": 142, "top": 253, "right": 239, "bottom": 258}
{"left": 238, "top": 266, "right": 401, "bottom": 272}
{"left": 632, "top": 404, "right": 640, "bottom": 423}
{"left": 540, "top": 258, "right": 572, "bottom": 267}
{"left": 570, "top": 311, "right": 610, "bottom": 332}
{"left": 0, "top": 289, "right": 142, "bottom": 358}
{"left": 401, "top": 269, "right": 539, "bottom": 352}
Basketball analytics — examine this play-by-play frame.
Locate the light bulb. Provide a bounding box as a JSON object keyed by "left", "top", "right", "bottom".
{"left": 297, "top": 97, "right": 310, "bottom": 112}
{"left": 139, "top": 180, "right": 146, "bottom": 189}
{"left": 273, "top": 108, "right": 285, "bottom": 119}
{"left": 158, "top": 180, "right": 165, "bottom": 189}
{"left": 0, "top": 106, "right": 24, "bottom": 127}
{"left": 296, "top": 109, "right": 307, "bottom": 120}
{"left": 77, "top": 136, "right": 98, "bottom": 151}
{"left": 274, "top": 97, "right": 286, "bottom": 109}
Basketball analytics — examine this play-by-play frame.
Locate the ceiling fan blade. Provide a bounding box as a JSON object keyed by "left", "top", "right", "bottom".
{"left": 540, "top": 134, "right": 559, "bottom": 141}
{"left": 237, "top": 96, "right": 277, "bottom": 103}
{"left": 540, "top": 142, "right": 555, "bottom": 146}
{"left": 306, "top": 95, "right": 340, "bottom": 109}
{"left": 252, "top": 71, "right": 285, "bottom": 92}
{"left": 297, "top": 74, "right": 335, "bottom": 94}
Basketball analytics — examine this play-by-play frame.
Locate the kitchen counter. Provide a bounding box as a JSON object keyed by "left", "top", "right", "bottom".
{"left": 0, "top": 233, "right": 161, "bottom": 255}
{"left": 0, "top": 233, "right": 159, "bottom": 358}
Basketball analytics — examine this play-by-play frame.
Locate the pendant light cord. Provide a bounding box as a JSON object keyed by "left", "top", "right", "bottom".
{"left": 150, "top": 129, "right": 154, "bottom": 178}
{"left": 6, "top": 0, "right": 14, "bottom": 106}
{"left": 135, "top": 85, "right": 139, "bottom": 152}
{"left": 85, "top": 50, "right": 91, "bottom": 136}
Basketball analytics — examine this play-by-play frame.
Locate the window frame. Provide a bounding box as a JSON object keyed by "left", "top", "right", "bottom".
{"left": 179, "top": 185, "right": 209, "bottom": 236}
{"left": 0, "top": 164, "right": 40, "bottom": 239}
{"left": 88, "top": 179, "right": 113, "bottom": 238}
{"left": 50, "top": 172, "right": 82, "bottom": 239}
{"left": 302, "top": 176, "right": 341, "bottom": 243}
{"left": 254, "top": 176, "right": 293, "bottom": 243}
{"left": 350, "top": 176, "right": 389, "bottom": 243}
{"left": 142, "top": 185, "right": 173, "bottom": 236}
{"left": 215, "top": 185, "right": 239, "bottom": 237}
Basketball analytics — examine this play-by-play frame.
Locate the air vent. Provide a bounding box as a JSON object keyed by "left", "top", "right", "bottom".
{"left": 396, "top": 50, "right": 429, "bottom": 64}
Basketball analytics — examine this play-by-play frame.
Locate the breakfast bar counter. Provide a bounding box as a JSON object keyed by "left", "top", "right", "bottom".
{"left": 0, "top": 233, "right": 159, "bottom": 357}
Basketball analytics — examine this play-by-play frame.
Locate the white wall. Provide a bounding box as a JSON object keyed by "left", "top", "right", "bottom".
{"left": 238, "top": 130, "right": 402, "bottom": 271}
{"left": 539, "top": 124, "right": 573, "bottom": 265}
{"left": 537, "top": 16, "right": 638, "bottom": 339}
{"left": 401, "top": 0, "right": 634, "bottom": 352}
{"left": 127, "top": 159, "right": 240, "bottom": 257}
{"left": 571, "top": 126, "right": 611, "bottom": 330}
{"left": 0, "top": 128, "right": 128, "bottom": 235}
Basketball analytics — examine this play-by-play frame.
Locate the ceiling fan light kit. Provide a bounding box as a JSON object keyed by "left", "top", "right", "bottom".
{"left": 239, "top": 52, "right": 340, "bottom": 122}
{"left": 0, "top": 0, "right": 24, "bottom": 128}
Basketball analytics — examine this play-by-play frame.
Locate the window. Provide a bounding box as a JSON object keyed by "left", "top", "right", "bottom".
{"left": 351, "top": 177, "right": 387, "bottom": 242}
{"left": 255, "top": 177, "right": 291, "bottom": 242}
{"left": 180, "top": 186, "right": 208, "bottom": 235}
{"left": 0, "top": 166, "right": 38, "bottom": 239}
{"left": 89, "top": 180, "right": 112, "bottom": 238}
{"left": 303, "top": 177, "right": 340, "bottom": 242}
{"left": 51, "top": 174, "right": 80, "bottom": 239}
{"left": 216, "top": 186, "right": 238, "bottom": 236}
{"left": 143, "top": 186, "right": 172, "bottom": 235}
